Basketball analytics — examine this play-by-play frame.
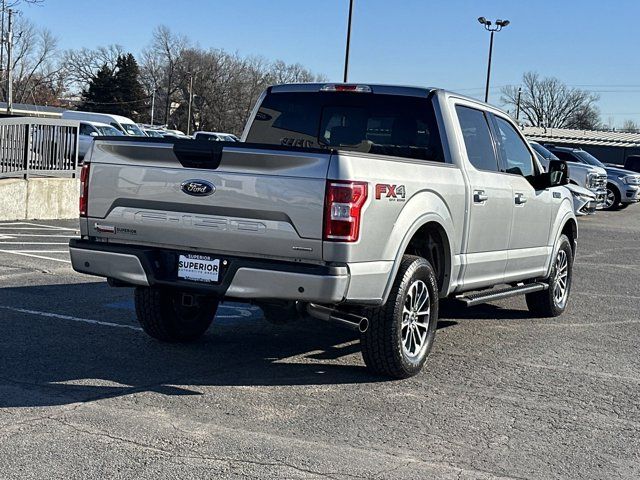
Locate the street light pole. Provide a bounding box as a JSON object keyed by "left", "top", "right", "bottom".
{"left": 478, "top": 17, "right": 509, "bottom": 103}
{"left": 343, "top": 0, "right": 354, "bottom": 83}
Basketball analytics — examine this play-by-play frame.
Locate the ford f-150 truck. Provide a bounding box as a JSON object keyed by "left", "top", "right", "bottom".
{"left": 70, "top": 83, "right": 577, "bottom": 378}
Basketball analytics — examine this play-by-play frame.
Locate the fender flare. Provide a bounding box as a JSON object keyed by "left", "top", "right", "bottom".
{"left": 380, "top": 213, "right": 457, "bottom": 304}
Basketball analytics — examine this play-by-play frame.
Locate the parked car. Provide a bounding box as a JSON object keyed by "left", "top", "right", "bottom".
{"left": 141, "top": 128, "right": 166, "bottom": 138}
{"left": 610, "top": 155, "right": 640, "bottom": 174}
{"left": 70, "top": 83, "right": 577, "bottom": 379}
{"left": 530, "top": 141, "right": 607, "bottom": 209}
{"left": 78, "top": 121, "right": 123, "bottom": 160}
{"left": 546, "top": 146, "right": 640, "bottom": 210}
{"left": 62, "top": 111, "right": 146, "bottom": 137}
{"left": 564, "top": 183, "right": 598, "bottom": 216}
{"left": 194, "top": 131, "right": 240, "bottom": 142}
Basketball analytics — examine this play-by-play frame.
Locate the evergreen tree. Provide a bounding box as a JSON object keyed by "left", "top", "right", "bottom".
{"left": 79, "top": 64, "right": 117, "bottom": 113}
{"left": 113, "top": 53, "right": 146, "bottom": 119}
{"left": 78, "top": 53, "right": 146, "bottom": 120}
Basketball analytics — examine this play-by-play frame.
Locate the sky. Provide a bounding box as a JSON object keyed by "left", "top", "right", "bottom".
{"left": 18, "top": 0, "right": 640, "bottom": 127}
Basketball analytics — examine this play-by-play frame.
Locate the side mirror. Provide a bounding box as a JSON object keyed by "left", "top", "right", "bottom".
{"left": 548, "top": 159, "right": 569, "bottom": 186}
{"left": 89, "top": 131, "right": 99, "bottom": 137}
{"left": 530, "top": 159, "right": 569, "bottom": 190}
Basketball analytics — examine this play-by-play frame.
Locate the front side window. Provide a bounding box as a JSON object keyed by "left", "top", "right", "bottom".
{"left": 493, "top": 116, "right": 535, "bottom": 177}
{"left": 246, "top": 91, "right": 444, "bottom": 162}
{"left": 455, "top": 105, "right": 499, "bottom": 172}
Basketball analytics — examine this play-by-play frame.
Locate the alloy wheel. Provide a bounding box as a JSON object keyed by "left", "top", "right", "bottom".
{"left": 401, "top": 280, "right": 431, "bottom": 358}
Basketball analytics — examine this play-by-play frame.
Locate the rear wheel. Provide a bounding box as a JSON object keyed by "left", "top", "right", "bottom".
{"left": 360, "top": 255, "right": 439, "bottom": 379}
{"left": 526, "top": 234, "right": 573, "bottom": 317}
{"left": 604, "top": 184, "right": 621, "bottom": 210}
{"left": 134, "top": 287, "right": 218, "bottom": 342}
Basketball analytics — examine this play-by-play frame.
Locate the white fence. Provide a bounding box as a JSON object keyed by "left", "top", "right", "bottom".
{"left": 0, "top": 118, "right": 80, "bottom": 179}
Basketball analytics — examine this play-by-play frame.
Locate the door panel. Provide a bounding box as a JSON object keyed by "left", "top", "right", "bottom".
{"left": 453, "top": 105, "right": 512, "bottom": 290}
{"left": 491, "top": 114, "right": 554, "bottom": 279}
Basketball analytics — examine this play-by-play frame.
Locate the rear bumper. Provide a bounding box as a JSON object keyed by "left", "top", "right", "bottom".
{"left": 69, "top": 239, "right": 350, "bottom": 304}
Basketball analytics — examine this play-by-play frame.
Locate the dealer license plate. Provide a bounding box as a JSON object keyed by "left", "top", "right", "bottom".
{"left": 177, "top": 254, "right": 220, "bottom": 283}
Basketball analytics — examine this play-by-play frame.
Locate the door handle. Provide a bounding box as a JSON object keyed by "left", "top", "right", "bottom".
{"left": 515, "top": 193, "right": 527, "bottom": 204}
{"left": 473, "top": 190, "right": 489, "bottom": 203}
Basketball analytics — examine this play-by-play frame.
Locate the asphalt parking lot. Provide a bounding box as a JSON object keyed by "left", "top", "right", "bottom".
{"left": 0, "top": 212, "right": 639, "bottom": 479}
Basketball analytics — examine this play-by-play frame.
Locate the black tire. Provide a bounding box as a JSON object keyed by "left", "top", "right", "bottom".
{"left": 360, "top": 255, "right": 439, "bottom": 379}
{"left": 618, "top": 203, "right": 630, "bottom": 210}
{"left": 604, "top": 184, "right": 621, "bottom": 211}
{"left": 134, "top": 287, "right": 218, "bottom": 342}
{"left": 526, "top": 234, "right": 573, "bottom": 317}
{"left": 257, "top": 301, "right": 302, "bottom": 325}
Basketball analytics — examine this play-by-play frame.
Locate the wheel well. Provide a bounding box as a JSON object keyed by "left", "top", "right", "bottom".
{"left": 404, "top": 222, "right": 451, "bottom": 294}
{"left": 561, "top": 219, "right": 578, "bottom": 255}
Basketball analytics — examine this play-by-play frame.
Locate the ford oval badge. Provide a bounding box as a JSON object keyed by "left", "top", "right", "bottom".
{"left": 181, "top": 179, "right": 215, "bottom": 196}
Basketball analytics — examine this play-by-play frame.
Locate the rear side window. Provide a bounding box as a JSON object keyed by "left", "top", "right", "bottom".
{"left": 554, "top": 150, "right": 579, "bottom": 163}
{"left": 455, "top": 105, "right": 498, "bottom": 172}
{"left": 246, "top": 91, "right": 444, "bottom": 162}
{"left": 493, "top": 116, "right": 535, "bottom": 177}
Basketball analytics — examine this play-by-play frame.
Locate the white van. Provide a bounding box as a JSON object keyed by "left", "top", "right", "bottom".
{"left": 62, "top": 111, "right": 146, "bottom": 137}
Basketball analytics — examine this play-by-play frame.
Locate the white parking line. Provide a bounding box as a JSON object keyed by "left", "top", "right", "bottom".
{"left": 0, "top": 222, "right": 78, "bottom": 231}
{"left": 0, "top": 306, "right": 143, "bottom": 331}
{"left": 7, "top": 250, "right": 68, "bottom": 253}
{"left": 0, "top": 227, "right": 78, "bottom": 231}
{"left": 0, "top": 249, "right": 71, "bottom": 264}
{"left": 0, "top": 242, "right": 69, "bottom": 245}
{"left": 0, "top": 234, "right": 75, "bottom": 237}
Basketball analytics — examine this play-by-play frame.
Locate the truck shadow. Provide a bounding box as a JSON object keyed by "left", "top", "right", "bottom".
{"left": 0, "top": 282, "right": 456, "bottom": 408}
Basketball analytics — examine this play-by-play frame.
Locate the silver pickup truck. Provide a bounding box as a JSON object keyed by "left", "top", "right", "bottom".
{"left": 70, "top": 83, "right": 577, "bottom": 378}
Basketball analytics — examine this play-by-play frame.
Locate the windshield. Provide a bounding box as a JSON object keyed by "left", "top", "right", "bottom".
{"left": 575, "top": 150, "right": 605, "bottom": 168}
{"left": 246, "top": 91, "right": 444, "bottom": 162}
{"left": 96, "top": 125, "right": 123, "bottom": 136}
{"left": 144, "top": 130, "right": 165, "bottom": 138}
{"left": 530, "top": 142, "right": 559, "bottom": 160}
{"left": 121, "top": 123, "right": 146, "bottom": 136}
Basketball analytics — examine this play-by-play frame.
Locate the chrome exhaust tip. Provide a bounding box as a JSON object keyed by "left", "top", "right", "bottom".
{"left": 306, "top": 303, "right": 369, "bottom": 333}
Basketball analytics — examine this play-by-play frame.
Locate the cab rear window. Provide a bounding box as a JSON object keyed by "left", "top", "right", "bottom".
{"left": 246, "top": 91, "right": 445, "bottom": 162}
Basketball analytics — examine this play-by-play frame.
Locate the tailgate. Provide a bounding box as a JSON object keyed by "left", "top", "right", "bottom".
{"left": 85, "top": 140, "right": 331, "bottom": 261}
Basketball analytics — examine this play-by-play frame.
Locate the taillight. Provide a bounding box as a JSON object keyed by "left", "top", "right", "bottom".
{"left": 79, "top": 163, "right": 90, "bottom": 217}
{"left": 324, "top": 180, "right": 368, "bottom": 242}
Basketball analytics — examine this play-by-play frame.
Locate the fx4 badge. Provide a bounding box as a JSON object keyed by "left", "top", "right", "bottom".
{"left": 375, "top": 184, "right": 406, "bottom": 202}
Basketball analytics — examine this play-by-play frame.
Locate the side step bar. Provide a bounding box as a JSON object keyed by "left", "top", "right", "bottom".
{"left": 456, "top": 282, "right": 548, "bottom": 307}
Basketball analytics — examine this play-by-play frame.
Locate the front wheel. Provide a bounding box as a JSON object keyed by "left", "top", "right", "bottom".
{"left": 603, "top": 184, "right": 621, "bottom": 210}
{"left": 526, "top": 234, "right": 573, "bottom": 317}
{"left": 134, "top": 287, "right": 218, "bottom": 342}
{"left": 360, "top": 255, "right": 439, "bottom": 379}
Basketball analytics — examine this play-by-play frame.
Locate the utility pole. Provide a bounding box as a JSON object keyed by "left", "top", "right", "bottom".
{"left": 343, "top": 0, "right": 354, "bottom": 83}
{"left": 0, "top": 0, "right": 6, "bottom": 98}
{"left": 515, "top": 86, "right": 522, "bottom": 123}
{"left": 186, "top": 73, "right": 194, "bottom": 136}
{"left": 150, "top": 89, "right": 156, "bottom": 125}
{"left": 5, "top": 7, "right": 12, "bottom": 114}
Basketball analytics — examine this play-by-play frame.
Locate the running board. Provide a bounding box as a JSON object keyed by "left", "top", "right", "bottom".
{"left": 456, "top": 282, "right": 548, "bottom": 307}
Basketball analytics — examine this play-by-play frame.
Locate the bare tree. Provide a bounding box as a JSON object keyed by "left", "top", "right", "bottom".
{"left": 140, "top": 25, "right": 190, "bottom": 124}
{"left": 621, "top": 119, "right": 639, "bottom": 133}
{"left": 0, "top": 0, "right": 45, "bottom": 100}
{"left": 61, "top": 44, "right": 124, "bottom": 91}
{"left": 1, "top": 15, "right": 62, "bottom": 105}
{"left": 501, "top": 72, "right": 601, "bottom": 129}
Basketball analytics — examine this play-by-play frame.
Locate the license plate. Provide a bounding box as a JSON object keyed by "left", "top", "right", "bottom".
{"left": 177, "top": 254, "right": 220, "bottom": 283}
